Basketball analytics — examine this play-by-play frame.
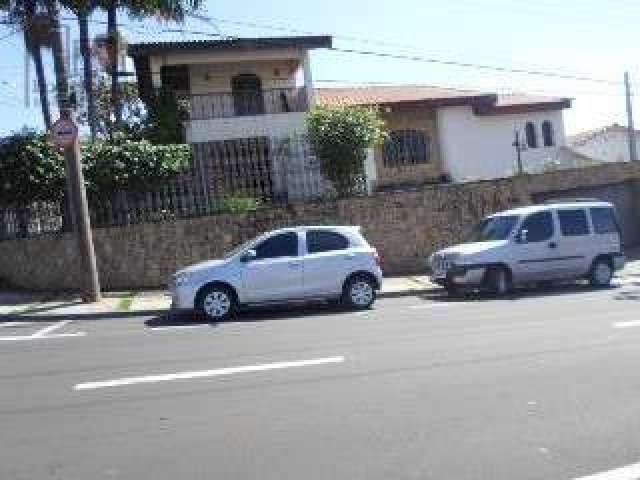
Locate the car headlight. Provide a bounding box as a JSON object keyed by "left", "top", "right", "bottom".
{"left": 174, "top": 272, "right": 193, "bottom": 287}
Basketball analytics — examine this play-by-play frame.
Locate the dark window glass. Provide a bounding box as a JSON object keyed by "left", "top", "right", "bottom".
{"left": 521, "top": 211, "right": 553, "bottom": 242}
{"left": 307, "top": 230, "right": 349, "bottom": 253}
{"left": 558, "top": 209, "right": 589, "bottom": 236}
{"left": 383, "top": 130, "right": 430, "bottom": 167}
{"left": 467, "top": 215, "right": 520, "bottom": 242}
{"left": 160, "top": 65, "right": 190, "bottom": 93}
{"left": 254, "top": 232, "right": 298, "bottom": 259}
{"left": 525, "top": 122, "right": 538, "bottom": 149}
{"left": 591, "top": 207, "right": 619, "bottom": 234}
{"left": 542, "top": 120, "right": 554, "bottom": 147}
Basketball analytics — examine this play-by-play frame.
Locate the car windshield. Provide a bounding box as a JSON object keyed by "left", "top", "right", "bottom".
{"left": 466, "top": 215, "right": 520, "bottom": 242}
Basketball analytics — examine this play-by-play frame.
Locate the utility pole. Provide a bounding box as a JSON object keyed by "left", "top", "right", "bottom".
{"left": 513, "top": 129, "right": 524, "bottom": 175}
{"left": 624, "top": 71, "right": 638, "bottom": 162}
{"left": 51, "top": 111, "right": 101, "bottom": 302}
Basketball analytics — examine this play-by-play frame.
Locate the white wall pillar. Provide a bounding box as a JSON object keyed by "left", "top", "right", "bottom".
{"left": 364, "top": 147, "right": 377, "bottom": 194}
{"left": 302, "top": 51, "right": 315, "bottom": 107}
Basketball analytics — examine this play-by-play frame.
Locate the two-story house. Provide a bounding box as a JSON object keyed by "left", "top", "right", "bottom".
{"left": 128, "top": 35, "right": 573, "bottom": 202}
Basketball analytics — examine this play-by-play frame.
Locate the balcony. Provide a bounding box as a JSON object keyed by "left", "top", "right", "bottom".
{"left": 184, "top": 87, "right": 309, "bottom": 121}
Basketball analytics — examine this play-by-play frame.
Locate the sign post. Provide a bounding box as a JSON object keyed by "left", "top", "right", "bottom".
{"left": 51, "top": 111, "right": 101, "bottom": 303}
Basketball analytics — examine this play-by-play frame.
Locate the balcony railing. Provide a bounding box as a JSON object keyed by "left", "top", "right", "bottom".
{"left": 183, "top": 87, "right": 309, "bottom": 120}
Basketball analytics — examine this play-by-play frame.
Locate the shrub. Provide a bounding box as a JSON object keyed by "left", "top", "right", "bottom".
{"left": 306, "top": 105, "right": 385, "bottom": 196}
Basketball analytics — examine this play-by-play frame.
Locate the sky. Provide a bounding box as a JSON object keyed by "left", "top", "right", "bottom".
{"left": 0, "top": 0, "right": 638, "bottom": 136}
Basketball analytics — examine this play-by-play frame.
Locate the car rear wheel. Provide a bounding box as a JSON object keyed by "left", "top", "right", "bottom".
{"left": 196, "top": 284, "right": 236, "bottom": 321}
{"left": 483, "top": 266, "right": 512, "bottom": 296}
{"left": 590, "top": 258, "right": 613, "bottom": 287}
{"left": 343, "top": 275, "right": 377, "bottom": 309}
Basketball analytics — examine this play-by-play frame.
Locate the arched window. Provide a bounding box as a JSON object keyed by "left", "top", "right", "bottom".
{"left": 525, "top": 122, "right": 538, "bottom": 148}
{"left": 231, "top": 74, "right": 264, "bottom": 116}
{"left": 383, "top": 130, "right": 430, "bottom": 167}
{"left": 542, "top": 120, "right": 554, "bottom": 147}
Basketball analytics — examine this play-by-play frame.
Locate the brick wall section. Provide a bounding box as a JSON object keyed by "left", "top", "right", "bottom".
{"left": 1, "top": 162, "right": 639, "bottom": 290}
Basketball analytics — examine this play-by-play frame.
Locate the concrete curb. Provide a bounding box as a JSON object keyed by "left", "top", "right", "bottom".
{"left": 378, "top": 287, "right": 441, "bottom": 299}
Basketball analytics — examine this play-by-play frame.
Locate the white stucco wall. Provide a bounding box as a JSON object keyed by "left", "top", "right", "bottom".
{"left": 436, "top": 106, "right": 567, "bottom": 182}
{"left": 571, "top": 131, "right": 637, "bottom": 163}
{"left": 185, "top": 112, "right": 307, "bottom": 143}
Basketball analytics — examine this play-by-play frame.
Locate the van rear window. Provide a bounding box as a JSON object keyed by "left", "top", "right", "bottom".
{"left": 558, "top": 209, "right": 589, "bottom": 236}
{"left": 590, "top": 207, "right": 619, "bottom": 234}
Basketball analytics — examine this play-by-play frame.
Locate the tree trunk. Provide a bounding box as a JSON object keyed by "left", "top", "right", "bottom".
{"left": 78, "top": 9, "right": 97, "bottom": 139}
{"left": 44, "top": 0, "right": 70, "bottom": 112}
{"left": 107, "top": 1, "right": 122, "bottom": 129}
{"left": 43, "top": 0, "right": 75, "bottom": 231}
{"left": 23, "top": 0, "right": 52, "bottom": 130}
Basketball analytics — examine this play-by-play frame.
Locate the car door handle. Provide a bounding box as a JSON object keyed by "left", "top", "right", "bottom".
{"left": 344, "top": 254, "right": 356, "bottom": 260}
{"left": 548, "top": 242, "right": 557, "bottom": 249}
{"left": 288, "top": 261, "right": 302, "bottom": 269}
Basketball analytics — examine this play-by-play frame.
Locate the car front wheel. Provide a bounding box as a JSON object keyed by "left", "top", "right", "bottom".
{"left": 343, "top": 275, "right": 377, "bottom": 309}
{"left": 196, "top": 284, "right": 236, "bottom": 321}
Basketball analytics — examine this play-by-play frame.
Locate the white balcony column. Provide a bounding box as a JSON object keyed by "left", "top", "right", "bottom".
{"left": 302, "top": 51, "right": 315, "bottom": 107}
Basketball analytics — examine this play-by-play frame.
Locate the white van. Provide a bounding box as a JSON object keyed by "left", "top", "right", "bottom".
{"left": 429, "top": 200, "right": 626, "bottom": 295}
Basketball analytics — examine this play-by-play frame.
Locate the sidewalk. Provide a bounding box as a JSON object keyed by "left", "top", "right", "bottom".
{"left": 2, "top": 254, "right": 639, "bottom": 319}
{"left": 0, "top": 275, "right": 438, "bottom": 318}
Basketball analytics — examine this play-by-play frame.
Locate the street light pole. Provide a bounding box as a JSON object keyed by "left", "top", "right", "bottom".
{"left": 624, "top": 71, "right": 637, "bottom": 162}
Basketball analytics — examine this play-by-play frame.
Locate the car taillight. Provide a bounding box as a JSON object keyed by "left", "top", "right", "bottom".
{"left": 373, "top": 250, "right": 382, "bottom": 266}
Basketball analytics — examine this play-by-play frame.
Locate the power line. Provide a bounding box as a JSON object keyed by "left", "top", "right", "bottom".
{"left": 328, "top": 47, "right": 620, "bottom": 86}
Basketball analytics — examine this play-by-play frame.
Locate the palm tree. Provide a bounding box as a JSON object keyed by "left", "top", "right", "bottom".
{"left": 0, "top": 0, "right": 53, "bottom": 129}
{"left": 62, "top": 0, "right": 98, "bottom": 138}
{"left": 96, "top": 0, "right": 203, "bottom": 129}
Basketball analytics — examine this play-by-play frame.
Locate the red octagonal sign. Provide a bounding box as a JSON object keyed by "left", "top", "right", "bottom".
{"left": 51, "top": 118, "right": 78, "bottom": 148}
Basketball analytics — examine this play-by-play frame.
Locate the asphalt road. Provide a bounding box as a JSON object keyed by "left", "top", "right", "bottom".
{"left": 2, "top": 281, "right": 640, "bottom": 480}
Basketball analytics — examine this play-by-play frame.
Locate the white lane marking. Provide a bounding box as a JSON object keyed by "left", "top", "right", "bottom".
{"left": 408, "top": 303, "right": 464, "bottom": 310}
{"left": 573, "top": 462, "right": 640, "bottom": 480}
{"left": 0, "top": 332, "right": 86, "bottom": 341}
{"left": 0, "top": 322, "right": 34, "bottom": 328}
{"left": 150, "top": 324, "right": 207, "bottom": 332}
{"left": 613, "top": 320, "right": 640, "bottom": 329}
{"left": 32, "top": 320, "right": 72, "bottom": 337}
{"left": 74, "top": 355, "right": 345, "bottom": 391}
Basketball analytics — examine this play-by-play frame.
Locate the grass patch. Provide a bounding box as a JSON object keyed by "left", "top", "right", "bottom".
{"left": 117, "top": 292, "right": 136, "bottom": 312}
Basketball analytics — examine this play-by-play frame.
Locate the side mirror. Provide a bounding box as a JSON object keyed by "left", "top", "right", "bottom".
{"left": 515, "top": 229, "right": 528, "bottom": 244}
{"left": 240, "top": 249, "right": 257, "bottom": 263}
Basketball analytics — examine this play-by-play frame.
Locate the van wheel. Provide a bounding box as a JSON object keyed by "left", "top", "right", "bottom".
{"left": 196, "top": 284, "right": 237, "bottom": 321}
{"left": 483, "top": 267, "right": 512, "bottom": 296}
{"left": 590, "top": 258, "right": 613, "bottom": 287}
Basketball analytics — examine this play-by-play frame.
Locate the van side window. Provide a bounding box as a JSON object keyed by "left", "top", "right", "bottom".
{"left": 558, "top": 209, "right": 590, "bottom": 236}
{"left": 521, "top": 211, "right": 553, "bottom": 242}
{"left": 590, "top": 207, "right": 619, "bottom": 234}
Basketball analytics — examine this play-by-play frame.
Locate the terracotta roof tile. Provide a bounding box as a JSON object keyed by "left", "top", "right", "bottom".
{"left": 314, "top": 85, "right": 570, "bottom": 111}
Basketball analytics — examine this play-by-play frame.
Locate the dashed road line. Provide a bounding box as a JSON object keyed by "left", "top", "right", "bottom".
{"left": 612, "top": 320, "right": 640, "bottom": 329}
{"left": 74, "top": 355, "right": 345, "bottom": 391}
{"left": 573, "top": 461, "right": 640, "bottom": 480}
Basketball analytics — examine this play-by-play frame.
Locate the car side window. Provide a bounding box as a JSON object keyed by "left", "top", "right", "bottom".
{"left": 590, "top": 207, "right": 619, "bottom": 234}
{"left": 521, "top": 211, "right": 554, "bottom": 242}
{"left": 557, "top": 209, "right": 590, "bottom": 236}
{"left": 254, "top": 232, "right": 298, "bottom": 260}
{"left": 306, "top": 230, "right": 349, "bottom": 254}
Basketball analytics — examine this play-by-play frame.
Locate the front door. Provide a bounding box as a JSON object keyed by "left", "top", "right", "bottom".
{"left": 243, "top": 231, "right": 304, "bottom": 303}
{"left": 231, "top": 74, "right": 265, "bottom": 116}
{"left": 512, "top": 210, "right": 565, "bottom": 282}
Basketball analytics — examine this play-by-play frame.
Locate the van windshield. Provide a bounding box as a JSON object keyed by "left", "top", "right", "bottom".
{"left": 467, "top": 215, "right": 520, "bottom": 242}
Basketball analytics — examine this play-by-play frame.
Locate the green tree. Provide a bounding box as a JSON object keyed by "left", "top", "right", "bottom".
{"left": 62, "top": 0, "right": 98, "bottom": 138}
{"left": 306, "top": 105, "right": 385, "bottom": 196}
{"left": 96, "top": 0, "right": 203, "bottom": 129}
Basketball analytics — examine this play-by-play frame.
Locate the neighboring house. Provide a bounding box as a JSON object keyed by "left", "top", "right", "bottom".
{"left": 316, "top": 86, "right": 572, "bottom": 186}
{"left": 128, "top": 36, "right": 573, "bottom": 200}
{"left": 569, "top": 124, "right": 639, "bottom": 164}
